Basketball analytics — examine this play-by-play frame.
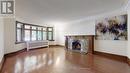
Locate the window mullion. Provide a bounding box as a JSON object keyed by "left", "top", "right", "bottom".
{"left": 47, "top": 27, "right": 49, "bottom": 40}
{"left": 41, "top": 28, "right": 43, "bottom": 40}
{"left": 36, "top": 27, "right": 38, "bottom": 41}
{"left": 52, "top": 27, "right": 53, "bottom": 40}
{"left": 22, "top": 24, "right": 25, "bottom": 42}
{"left": 30, "top": 26, "right": 32, "bottom": 41}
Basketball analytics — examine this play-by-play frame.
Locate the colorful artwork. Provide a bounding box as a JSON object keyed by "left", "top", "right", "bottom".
{"left": 95, "top": 14, "right": 127, "bottom": 40}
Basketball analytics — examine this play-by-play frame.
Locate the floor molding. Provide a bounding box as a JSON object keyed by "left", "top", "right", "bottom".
{"left": 127, "top": 58, "right": 130, "bottom": 65}
{"left": 56, "top": 45, "right": 65, "bottom": 47}
{"left": 49, "top": 45, "right": 65, "bottom": 47}
{"left": 5, "top": 46, "right": 63, "bottom": 57}
{"left": 0, "top": 57, "right": 5, "bottom": 73}
{"left": 94, "top": 51, "right": 127, "bottom": 63}
{"left": 5, "top": 48, "right": 27, "bottom": 58}
{"left": 4, "top": 46, "right": 62, "bottom": 57}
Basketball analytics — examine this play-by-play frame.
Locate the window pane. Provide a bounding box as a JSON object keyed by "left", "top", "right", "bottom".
{"left": 25, "top": 30, "right": 30, "bottom": 41}
{"left": 32, "top": 31, "right": 36, "bottom": 41}
{"left": 38, "top": 31, "right": 42, "bottom": 40}
{"left": 43, "top": 27, "right": 46, "bottom": 31}
{"left": 17, "top": 23, "right": 23, "bottom": 28}
{"left": 25, "top": 25, "right": 30, "bottom": 29}
{"left": 17, "top": 29, "right": 22, "bottom": 42}
{"left": 48, "top": 28, "right": 53, "bottom": 31}
{"left": 43, "top": 31, "right": 47, "bottom": 40}
{"left": 38, "top": 27, "right": 42, "bottom": 30}
{"left": 32, "top": 26, "right": 36, "bottom": 30}
{"left": 48, "top": 32, "right": 53, "bottom": 40}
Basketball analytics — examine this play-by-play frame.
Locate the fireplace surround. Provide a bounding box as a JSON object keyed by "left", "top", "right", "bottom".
{"left": 65, "top": 35, "right": 94, "bottom": 54}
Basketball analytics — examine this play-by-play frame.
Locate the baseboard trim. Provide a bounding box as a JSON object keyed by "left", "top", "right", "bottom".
{"left": 0, "top": 57, "right": 5, "bottom": 73}
{"left": 94, "top": 51, "right": 127, "bottom": 63}
{"left": 56, "top": 45, "right": 65, "bottom": 47}
{"left": 4, "top": 45, "right": 64, "bottom": 57}
{"left": 49, "top": 45, "right": 65, "bottom": 47}
{"left": 127, "top": 58, "right": 130, "bottom": 65}
{"left": 5, "top": 48, "right": 27, "bottom": 58}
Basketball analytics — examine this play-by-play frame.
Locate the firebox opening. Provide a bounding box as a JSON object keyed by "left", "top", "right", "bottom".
{"left": 72, "top": 40, "right": 81, "bottom": 50}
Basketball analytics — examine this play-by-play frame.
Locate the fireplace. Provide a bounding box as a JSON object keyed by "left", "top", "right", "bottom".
{"left": 65, "top": 35, "right": 94, "bottom": 54}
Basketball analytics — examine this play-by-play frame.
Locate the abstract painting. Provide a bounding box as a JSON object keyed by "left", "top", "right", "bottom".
{"left": 95, "top": 14, "right": 127, "bottom": 40}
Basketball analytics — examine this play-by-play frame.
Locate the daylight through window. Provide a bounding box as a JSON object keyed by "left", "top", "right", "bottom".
{"left": 16, "top": 21, "right": 54, "bottom": 43}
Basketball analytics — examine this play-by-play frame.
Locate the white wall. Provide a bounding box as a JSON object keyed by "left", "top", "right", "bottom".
{"left": 55, "top": 23, "right": 67, "bottom": 46}
{"left": 95, "top": 40, "right": 127, "bottom": 56}
{"left": 65, "top": 20, "right": 95, "bottom": 35}
{"left": 4, "top": 18, "right": 26, "bottom": 54}
{"left": 55, "top": 9, "right": 127, "bottom": 56}
{"left": 0, "top": 18, "right": 4, "bottom": 62}
{"left": 54, "top": 20, "right": 95, "bottom": 46}
{"left": 127, "top": 5, "right": 130, "bottom": 58}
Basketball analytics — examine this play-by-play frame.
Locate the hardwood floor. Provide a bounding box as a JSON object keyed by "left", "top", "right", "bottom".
{"left": 1, "top": 46, "right": 130, "bottom": 73}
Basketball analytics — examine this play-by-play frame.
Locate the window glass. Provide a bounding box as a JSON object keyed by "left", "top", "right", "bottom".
{"left": 48, "top": 32, "right": 53, "bottom": 40}
{"left": 25, "top": 30, "right": 30, "bottom": 41}
{"left": 38, "top": 31, "right": 42, "bottom": 40}
{"left": 48, "top": 28, "right": 53, "bottom": 31}
{"left": 32, "top": 26, "right": 37, "bottom": 30}
{"left": 16, "top": 21, "right": 54, "bottom": 43}
{"left": 25, "top": 25, "right": 30, "bottom": 29}
{"left": 32, "top": 31, "right": 37, "bottom": 41}
{"left": 17, "top": 23, "right": 23, "bottom": 28}
{"left": 43, "top": 31, "right": 47, "bottom": 40}
{"left": 17, "top": 29, "right": 22, "bottom": 42}
{"left": 38, "top": 27, "right": 42, "bottom": 30}
{"left": 43, "top": 27, "right": 46, "bottom": 31}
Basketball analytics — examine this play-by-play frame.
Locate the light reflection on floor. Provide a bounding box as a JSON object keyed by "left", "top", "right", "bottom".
{"left": 14, "top": 52, "right": 55, "bottom": 73}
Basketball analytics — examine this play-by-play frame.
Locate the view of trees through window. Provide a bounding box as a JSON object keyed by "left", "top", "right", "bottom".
{"left": 16, "top": 21, "right": 54, "bottom": 43}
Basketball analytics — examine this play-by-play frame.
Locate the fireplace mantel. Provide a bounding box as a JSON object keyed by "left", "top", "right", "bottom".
{"left": 65, "top": 35, "right": 94, "bottom": 54}
{"left": 65, "top": 35, "right": 94, "bottom": 37}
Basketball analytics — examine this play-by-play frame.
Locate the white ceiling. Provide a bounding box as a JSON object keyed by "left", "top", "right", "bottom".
{"left": 15, "top": 0, "right": 128, "bottom": 24}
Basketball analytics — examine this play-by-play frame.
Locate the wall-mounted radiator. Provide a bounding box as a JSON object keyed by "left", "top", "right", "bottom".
{"left": 26, "top": 40, "right": 49, "bottom": 51}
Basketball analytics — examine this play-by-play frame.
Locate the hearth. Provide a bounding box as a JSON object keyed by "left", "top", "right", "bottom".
{"left": 65, "top": 35, "right": 94, "bottom": 54}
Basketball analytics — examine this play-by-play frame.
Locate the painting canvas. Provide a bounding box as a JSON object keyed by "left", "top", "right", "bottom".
{"left": 95, "top": 14, "right": 127, "bottom": 40}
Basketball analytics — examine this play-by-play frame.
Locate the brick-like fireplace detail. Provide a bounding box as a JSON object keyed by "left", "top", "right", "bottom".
{"left": 65, "top": 35, "right": 94, "bottom": 54}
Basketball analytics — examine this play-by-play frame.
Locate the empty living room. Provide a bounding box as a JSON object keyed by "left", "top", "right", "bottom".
{"left": 1, "top": 0, "right": 130, "bottom": 73}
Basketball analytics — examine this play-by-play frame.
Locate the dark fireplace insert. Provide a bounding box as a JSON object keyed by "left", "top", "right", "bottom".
{"left": 72, "top": 40, "right": 81, "bottom": 50}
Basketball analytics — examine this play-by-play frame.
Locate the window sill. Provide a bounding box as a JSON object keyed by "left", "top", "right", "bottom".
{"left": 48, "top": 40, "right": 55, "bottom": 41}
{"left": 15, "top": 40, "right": 55, "bottom": 44}
{"left": 15, "top": 42, "right": 25, "bottom": 44}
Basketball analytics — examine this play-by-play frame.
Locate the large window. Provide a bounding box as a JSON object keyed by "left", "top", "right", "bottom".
{"left": 16, "top": 21, "right": 54, "bottom": 43}
{"left": 37, "top": 27, "right": 42, "bottom": 40}
{"left": 24, "top": 25, "right": 31, "bottom": 41}
{"left": 31, "top": 26, "right": 37, "bottom": 41}
{"left": 43, "top": 27, "right": 47, "bottom": 40}
{"left": 16, "top": 22, "right": 23, "bottom": 43}
{"left": 47, "top": 27, "right": 54, "bottom": 41}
